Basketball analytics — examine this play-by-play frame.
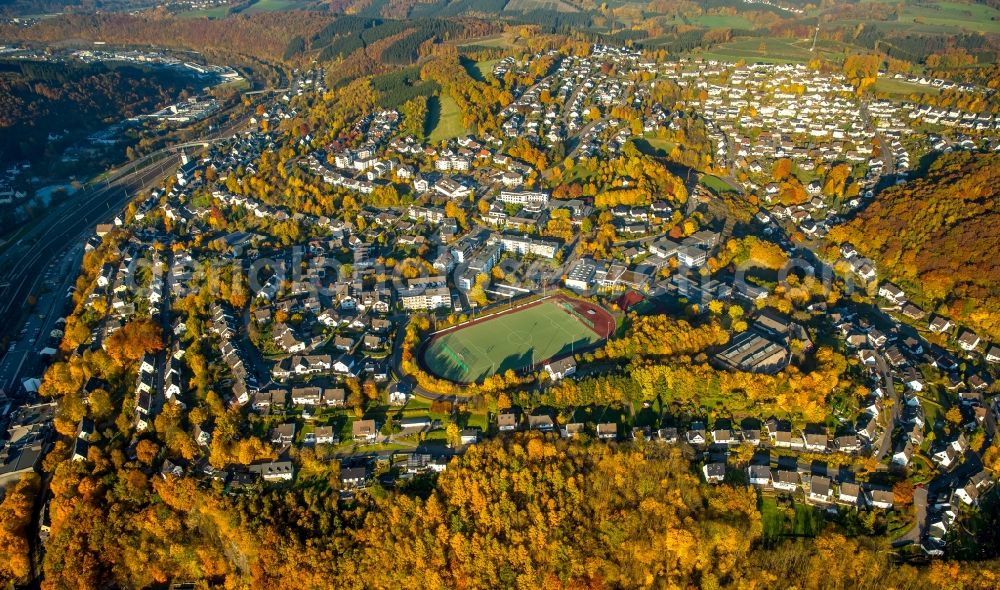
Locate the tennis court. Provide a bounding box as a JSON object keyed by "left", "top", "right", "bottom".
{"left": 423, "top": 298, "right": 608, "bottom": 384}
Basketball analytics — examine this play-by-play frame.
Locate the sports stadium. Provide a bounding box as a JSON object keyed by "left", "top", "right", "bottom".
{"left": 423, "top": 295, "right": 614, "bottom": 384}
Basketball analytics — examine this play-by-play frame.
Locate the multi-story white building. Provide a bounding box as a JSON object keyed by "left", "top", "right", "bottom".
{"left": 500, "top": 234, "right": 560, "bottom": 259}
{"left": 677, "top": 245, "right": 707, "bottom": 268}
{"left": 398, "top": 277, "right": 452, "bottom": 311}
{"left": 497, "top": 190, "right": 549, "bottom": 206}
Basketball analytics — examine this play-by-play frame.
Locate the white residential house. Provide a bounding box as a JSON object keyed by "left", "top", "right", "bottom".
{"left": 747, "top": 465, "right": 772, "bottom": 487}
{"left": 703, "top": 462, "right": 726, "bottom": 484}
{"left": 958, "top": 330, "right": 981, "bottom": 352}
{"left": 808, "top": 476, "right": 833, "bottom": 504}
{"left": 877, "top": 282, "right": 906, "bottom": 305}
{"left": 544, "top": 356, "right": 577, "bottom": 381}
{"left": 388, "top": 384, "right": 410, "bottom": 406}
{"left": 773, "top": 470, "right": 799, "bottom": 492}
{"left": 928, "top": 315, "right": 953, "bottom": 334}
{"left": 986, "top": 344, "right": 1000, "bottom": 364}
{"left": 867, "top": 488, "right": 894, "bottom": 510}
{"left": 838, "top": 482, "right": 861, "bottom": 506}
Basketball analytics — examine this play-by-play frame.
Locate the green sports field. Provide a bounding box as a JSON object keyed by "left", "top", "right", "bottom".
{"left": 423, "top": 299, "right": 603, "bottom": 384}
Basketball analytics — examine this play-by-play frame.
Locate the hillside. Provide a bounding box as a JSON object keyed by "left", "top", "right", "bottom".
{"left": 5, "top": 1, "right": 999, "bottom": 69}
{"left": 0, "top": 59, "right": 198, "bottom": 169}
{"left": 0, "top": 12, "right": 334, "bottom": 62}
{"left": 35, "top": 435, "right": 1000, "bottom": 588}
{"left": 829, "top": 151, "right": 1000, "bottom": 340}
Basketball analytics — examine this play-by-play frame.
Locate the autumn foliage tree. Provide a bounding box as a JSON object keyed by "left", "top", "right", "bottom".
{"left": 0, "top": 473, "right": 40, "bottom": 584}
{"left": 828, "top": 152, "right": 1000, "bottom": 340}
{"left": 710, "top": 236, "right": 789, "bottom": 271}
{"left": 34, "top": 429, "right": 1000, "bottom": 589}
{"left": 604, "top": 314, "right": 730, "bottom": 359}
{"left": 104, "top": 318, "right": 164, "bottom": 363}
{"left": 822, "top": 162, "right": 852, "bottom": 198}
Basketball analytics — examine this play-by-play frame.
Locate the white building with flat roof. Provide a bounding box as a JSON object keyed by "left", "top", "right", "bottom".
{"left": 500, "top": 234, "right": 560, "bottom": 259}
{"left": 498, "top": 190, "right": 549, "bottom": 206}
{"left": 565, "top": 258, "right": 599, "bottom": 292}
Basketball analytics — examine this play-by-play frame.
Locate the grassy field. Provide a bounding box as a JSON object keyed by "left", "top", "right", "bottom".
{"left": 874, "top": 77, "right": 941, "bottom": 96}
{"left": 459, "top": 56, "right": 500, "bottom": 83}
{"left": 792, "top": 503, "right": 821, "bottom": 535}
{"left": 699, "top": 37, "right": 812, "bottom": 63}
{"left": 426, "top": 94, "right": 467, "bottom": 143}
{"left": 464, "top": 412, "right": 489, "bottom": 430}
{"left": 243, "top": 0, "right": 311, "bottom": 14}
{"left": 178, "top": 4, "right": 231, "bottom": 18}
{"left": 760, "top": 496, "right": 784, "bottom": 542}
{"left": 840, "top": 1, "right": 1000, "bottom": 34}
{"left": 471, "top": 59, "right": 500, "bottom": 81}
{"left": 636, "top": 135, "right": 676, "bottom": 158}
{"left": 662, "top": 14, "right": 755, "bottom": 30}
{"left": 424, "top": 299, "right": 603, "bottom": 383}
{"left": 458, "top": 35, "right": 521, "bottom": 49}
{"left": 761, "top": 496, "right": 823, "bottom": 542}
{"left": 700, "top": 174, "right": 738, "bottom": 194}
{"left": 504, "top": 0, "right": 580, "bottom": 13}
{"left": 698, "top": 37, "right": 851, "bottom": 65}
{"left": 901, "top": 1, "right": 1000, "bottom": 35}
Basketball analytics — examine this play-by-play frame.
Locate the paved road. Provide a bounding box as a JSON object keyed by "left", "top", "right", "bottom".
{"left": 566, "top": 117, "right": 609, "bottom": 160}
{"left": 244, "top": 87, "right": 289, "bottom": 96}
{"left": 859, "top": 100, "right": 896, "bottom": 176}
{"left": 614, "top": 231, "right": 670, "bottom": 249}
{"left": 0, "top": 155, "right": 179, "bottom": 345}
{"left": 0, "top": 245, "right": 83, "bottom": 393}
{"left": 240, "top": 302, "right": 274, "bottom": 390}
{"left": 332, "top": 441, "right": 460, "bottom": 462}
{"left": 873, "top": 352, "right": 899, "bottom": 462}
{"left": 388, "top": 315, "right": 472, "bottom": 405}
{"left": 561, "top": 83, "right": 589, "bottom": 128}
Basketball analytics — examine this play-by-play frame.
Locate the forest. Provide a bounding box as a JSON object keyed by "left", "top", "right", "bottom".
{"left": 0, "top": 59, "right": 199, "bottom": 168}
{"left": 4, "top": 0, "right": 999, "bottom": 72}
{"left": 0, "top": 12, "right": 335, "bottom": 62}
{"left": 828, "top": 151, "right": 1000, "bottom": 341}
{"left": 11, "top": 435, "right": 996, "bottom": 589}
